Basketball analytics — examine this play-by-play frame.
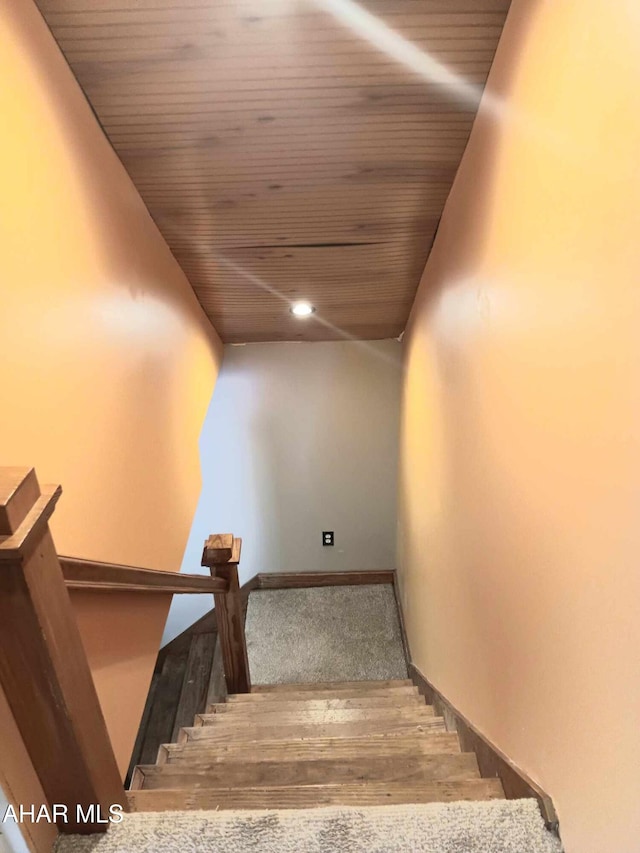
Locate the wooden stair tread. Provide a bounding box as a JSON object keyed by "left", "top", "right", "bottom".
{"left": 229, "top": 686, "right": 419, "bottom": 703}
{"left": 132, "top": 752, "right": 479, "bottom": 790}
{"left": 250, "top": 680, "right": 414, "bottom": 694}
{"left": 128, "top": 779, "right": 504, "bottom": 811}
{"left": 179, "top": 717, "right": 448, "bottom": 743}
{"left": 158, "top": 732, "right": 462, "bottom": 765}
{"left": 196, "top": 707, "right": 435, "bottom": 727}
{"left": 210, "top": 695, "right": 424, "bottom": 713}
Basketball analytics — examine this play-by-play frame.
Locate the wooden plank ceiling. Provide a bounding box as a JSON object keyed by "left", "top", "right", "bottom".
{"left": 37, "top": 0, "right": 511, "bottom": 342}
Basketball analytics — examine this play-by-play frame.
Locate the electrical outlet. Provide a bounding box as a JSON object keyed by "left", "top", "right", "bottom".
{"left": 322, "top": 531, "right": 334, "bottom": 547}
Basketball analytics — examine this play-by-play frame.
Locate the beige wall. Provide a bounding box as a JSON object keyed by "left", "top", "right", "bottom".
{"left": 397, "top": 2, "right": 640, "bottom": 852}
{"left": 0, "top": 2, "right": 222, "bottom": 848}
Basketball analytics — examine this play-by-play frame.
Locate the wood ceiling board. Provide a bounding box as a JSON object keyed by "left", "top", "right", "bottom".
{"left": 119, "top": 142, "right": 469, "bottom": 161}
{"left": 37, "top": 0, "right": 510, "bottom": 342}
{"left": 39, "top": 1, "right": 510, "bottom": 12}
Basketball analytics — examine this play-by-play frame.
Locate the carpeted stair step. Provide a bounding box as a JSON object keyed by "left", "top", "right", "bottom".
{"left": 131, "top": 751, "right": 480, "bottom": 790}
{"left": 194, "top": 707, "right": 436, "bottom": 728}
{"left": 127, "top": 778, "right": 505, "bottom": 811}
{"left": 250, "top": 679, "right": 414, "bottom": 694}
{"left": 61, "top": 801, "right": 563, "bottom": 853}
{"left": 157, "top": 732, "right": 462, "bottom": 765}
{"left": 177, "top": 716, "right": 448, "bottom": 743}
{"left": 209, "top": 694, "right": 424, "bottom": 714}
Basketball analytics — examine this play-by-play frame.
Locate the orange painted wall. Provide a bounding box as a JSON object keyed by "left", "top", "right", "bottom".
{"left": 397, "top": 2, "right": 640, "bottom": 852}
{"left": 0, "top": 1, "right": 222, "bottom": 847}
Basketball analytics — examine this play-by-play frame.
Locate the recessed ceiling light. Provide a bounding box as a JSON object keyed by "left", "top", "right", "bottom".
{"left": 290, "top": 301, "right": 315, "bottom": 317}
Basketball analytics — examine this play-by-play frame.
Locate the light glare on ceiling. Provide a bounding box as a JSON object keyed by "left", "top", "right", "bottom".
{"left": 291, "top": 301, "right": 315, "bottom": 317}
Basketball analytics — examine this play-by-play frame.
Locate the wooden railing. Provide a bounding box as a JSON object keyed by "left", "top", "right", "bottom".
{"left": 0, "top": 467, "right": 125, "bottom": 834}
{"left": 201, "top": 533, "right": 251, "bottom": 694}
{"left": 59, "top": 556, "right": 229, "bottom": 595}
{"left": 0, "top": 467, "right": 250, "bottom": 834}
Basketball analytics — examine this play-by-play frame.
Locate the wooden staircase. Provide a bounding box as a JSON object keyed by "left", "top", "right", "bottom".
{"left": 0, "top": 474, "right": 549, "bottom": 840}
{"left": 128, "top": 679, "right": 505, "bottom": 811}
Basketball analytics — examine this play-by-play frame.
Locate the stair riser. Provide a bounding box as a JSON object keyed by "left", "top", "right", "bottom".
{"left": 128, "top": 779, "right": 505, "bottom": 811}
{"left": 178, "top": 719, "right": 447, "bottom": 744}
{"left": 158, "top": 733, "right": 462, "bottom": 765}
{"left": 230, "top": 687, "right": 418, "bottom": 702}
{"left": 195, "top": 708, "right": 435, "bottom": 727}
{"left": 250, "top": 680, "right": 414, "bottom": 694}
{"left": 136, "top": 753, "right": 479, "bottom": 789}
{"left": 211, "top": 696, "right": 424, "bottom": 713}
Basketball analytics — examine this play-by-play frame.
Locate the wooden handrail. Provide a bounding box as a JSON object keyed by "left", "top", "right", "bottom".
{"left": 0, "top": 468, "right": 126, "bottom": 833}
{"left": 0, "top": 467, "right": 253, "bottom": 839}
{"left": 59, "top": 556, "right": 230, "bottom": 594}
{"left": 202, "top": 533, "right": 251, "bottom": 694}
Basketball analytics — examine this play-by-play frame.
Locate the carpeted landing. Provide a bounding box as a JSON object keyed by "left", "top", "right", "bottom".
{"left": 245, "top": 585, "right": 408, "bottom": 684}
{"left": 55, "top": 801, "right": 562, "bottom": 853}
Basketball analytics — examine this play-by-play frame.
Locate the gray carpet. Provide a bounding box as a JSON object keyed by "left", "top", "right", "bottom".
{"left": 55, "top": 801, "right": 563, "bottom": 852}
{"left": 245, "top": 585, "right": 408, "bottom": 684}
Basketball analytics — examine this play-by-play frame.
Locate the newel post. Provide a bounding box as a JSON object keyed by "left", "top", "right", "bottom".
{"left": 0, "top": 468, "right": 126, "bottom": 833}
{"left": 202, "top": 534, "right": 251, "bottom": 694}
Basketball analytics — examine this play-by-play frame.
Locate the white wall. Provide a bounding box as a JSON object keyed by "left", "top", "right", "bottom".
{"left": 0, "top": 789, "right": 29, "bottom": 853}
{"left": 164, "top": 339, "right": 401, "bottom": 643}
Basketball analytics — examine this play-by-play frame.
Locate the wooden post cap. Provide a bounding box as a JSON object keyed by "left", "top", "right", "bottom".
{"left": 0, "top": 467, "right": 41, "bottom": 536}
{"left": 230, "top": 536, "right": 242, "bottom": 564}
{"left": 0, "top": 467, "right": 61, "bottom": 561}
{"left": 202, "top": 533, "right": 234, "bottom": 566}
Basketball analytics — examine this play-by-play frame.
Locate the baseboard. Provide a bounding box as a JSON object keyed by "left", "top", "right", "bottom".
{"left": 408, "top": 662, "right": 559, "bottom": 833}
{"left": 393, "top": 573, "right": 557, "bottom": 832}
{"left": 391, "top": 570, "right": 411, "bottom": 669}
{"left": 257, "top": 570, "right": 394, "bottom": 589}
